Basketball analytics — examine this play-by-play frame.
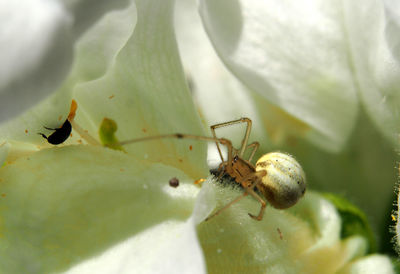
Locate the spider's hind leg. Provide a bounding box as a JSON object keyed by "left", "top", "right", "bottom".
{"left": 205, "top": 170, "right": 267, "bottom": 222}
{"left": 241, "top": 170, "right": 267, "bottom": 221}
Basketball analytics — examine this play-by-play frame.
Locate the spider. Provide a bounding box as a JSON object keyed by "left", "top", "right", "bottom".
{"left": 116, "top": 117, "right": 306, "bottom": 221}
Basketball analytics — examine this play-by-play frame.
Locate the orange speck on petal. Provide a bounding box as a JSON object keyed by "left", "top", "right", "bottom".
{"left": 70, "top": 133, "right": 73, "bottom": 137}
{"left": 77, "top": 139, "right": 83, "bottom": 144}
{"left": 1, "top": 194, "right": 6, "bottom": 198}
{"left": 58, "top": 115, "right": 62, "bottom": 121}
{"left": 68, "top": 99, "right": 78, "bottom": 121}
{"left": 142, "top": 128, "right": 147, "bottom": 133}
{"left": 120, "top": 168, "right": 125, "bottom": 172}
{"left": 178, "top": 159, "right": 183, "bottom": 163}
{"left": 24, "top": 129, "right": 28, "bottom": 134}
{"left": 189, "top": 145, "right": 192, "bottom": 151}
{"left": 108, "top": 95, "right": 115, "bottom": 99}
{"left": 194, "top": 178, "right": 206, "bottom": 185}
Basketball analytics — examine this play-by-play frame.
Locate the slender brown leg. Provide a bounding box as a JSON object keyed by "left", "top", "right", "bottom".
{"left": 240, "top": 171, "right": 267, "bottom": 221}
{"left": 205, "top": 192, "right": 249, "bottom": 221}
{"left": 210, "top": 125, "right": 225, "bottom": 163}
{"left": 244, "top": 141, "right": 259, "bottom": 162}
{"left": 210, "top": 117, "right": 252, "bottom": 159}
{"left": 117, "top": 133, "right": 234, "bottom": 166}
{"left": 205, "top": 171, "right": 267, "bottom": 222}
{"left": 118, "top": 133, "right": 226, "bottom": 146}
{"left": 246, "top": 185, "right": 267, "bottom": 221}
{"left": 216, "top": 162, "right": 227, "bottom": 179}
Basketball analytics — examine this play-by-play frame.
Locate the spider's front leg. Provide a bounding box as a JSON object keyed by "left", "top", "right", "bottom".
{"left": 216, "top": 161, "right": 227, "bottom": 179}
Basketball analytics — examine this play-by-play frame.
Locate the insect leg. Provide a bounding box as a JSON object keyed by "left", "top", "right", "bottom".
{"left": 38, "top": 133, "right": 48, "bottom": 140}
{"left": 43, "top": 126, "right": 57, "bottom": 131}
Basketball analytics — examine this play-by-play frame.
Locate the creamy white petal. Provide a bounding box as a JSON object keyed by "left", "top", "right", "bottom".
{"left": 64, "top": 179, "right": 215, "bottom": 274}
{"left": 344, "top": 0, "right": 400, "bottom": 148}
{"left": 0, "top": 3, "right": 135, "bottom": 145}
{"left": 174, "top": 0, "right": 269, "bottom": 149}
{"left": 337, "top": 255, "right": 394, "bottom": 274}
{"left": 74, "top": 0, "right": 208, "bottom": 178}
{"left": 199, "top": 0, "right": 359, "bottom": 152}
{"left": 0, "top": 0, "right": 129, "bottom": 123}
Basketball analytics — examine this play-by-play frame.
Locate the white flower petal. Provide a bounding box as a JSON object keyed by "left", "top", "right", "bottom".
{"left": 63, "top": 0, "right": 129, "bottom": 38}
{"left": 0, "top": 0, "right": 130, "bottom": 123}
{"left": 174, "top": 0, "right": 269, "bottom": 148}
{"left": 74, "top": 0, "right": 208, "bottom": 178}
{"left": 0, "top": 141, "right": 10, "bottom": 166}
{"left": 343, "top": 0, "right": 400, "bottom": 148}
{"left": 300, "top": 194, "right": 341, "bottom": 251}
{"left": 0, "top": 145, "right": 203, "bottom": 273}
{"left": 69, "top": 4, "right": 136, "bottom": 85}
{"left": 64, "top": 177, "right": 216, "bottom": 274}
{"left": 0, "top": 0, "right": 73, "bottom": 122}
{"left": 199, "top": 0, "right": 359, "bottom": 152}
{"left": 337, "top": 255, "right": 394, "bottom": 274}
{"left": 384, "top": 0, "right": 400, "bottom": 63}
{"left": 0, "top": 3, "right": 136, "bottom": 144}
{"left": 197, "top": 186, "right": 372, "bottom": 273}
{"left": 65, "top": 221, "right": 205, "bottom": 274}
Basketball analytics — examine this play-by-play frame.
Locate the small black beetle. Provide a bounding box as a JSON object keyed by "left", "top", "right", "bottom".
{"left": 39, "top": 119, "right": 72, "bottom": 145}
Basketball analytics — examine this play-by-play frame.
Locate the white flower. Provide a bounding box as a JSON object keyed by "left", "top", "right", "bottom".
{"left": 0, "top": 0, "right": 397, "bottom": 273}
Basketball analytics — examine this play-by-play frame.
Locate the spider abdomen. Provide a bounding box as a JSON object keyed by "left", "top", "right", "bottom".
{"left": 255, "top": 152, "right": 306, "bottom": 209}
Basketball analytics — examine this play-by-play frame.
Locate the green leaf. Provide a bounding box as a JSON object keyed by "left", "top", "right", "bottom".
{"left": 390, "top": 257, "right": 400, "bottom": 274}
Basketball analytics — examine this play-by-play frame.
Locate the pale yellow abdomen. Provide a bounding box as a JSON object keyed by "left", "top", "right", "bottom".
{"left": 255, "top": 152, "right": 306, "bottom": 209}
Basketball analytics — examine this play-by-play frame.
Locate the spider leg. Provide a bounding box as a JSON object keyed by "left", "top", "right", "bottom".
{"left": 205, "top": 192, "right": 248, "bottom": 221}
{"left": 205, "top": 170, "right": 267, "bottom": 222}
{"left": 210, "top": 117, "right": 252, "bottom": 160}
{"left": 118, "top": 133, "right": 233, "bottom": 162}
{"left": 246, "top": 184, "right": 267, "bottom": 221}
{"left": 216, "top": 161, "right": 227, "bottom": 179}
{"left": 240, "top": 171, "right": 267, "bottom": 221}
{"left": 244, "top": 141, "right": 260, "bottom": 162}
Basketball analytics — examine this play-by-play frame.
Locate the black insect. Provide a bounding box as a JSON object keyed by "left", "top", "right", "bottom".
{"left": 39, "top": 119, "right": 72, "bottom": 145}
